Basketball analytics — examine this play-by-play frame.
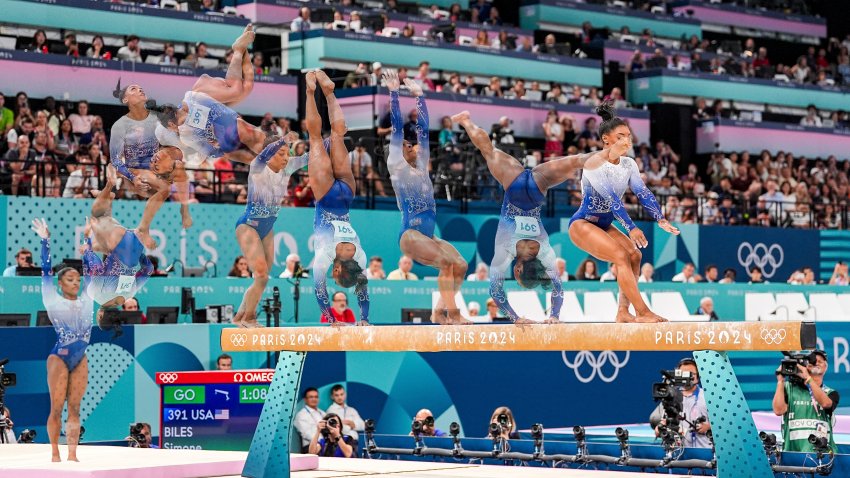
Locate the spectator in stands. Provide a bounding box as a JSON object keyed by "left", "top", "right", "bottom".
{"left": 68, "top": 101, "right": 94, "bottom": 135}
{"left": 216, "top": 354, "right": 232, "bottom": 370}
{"left": 579, "top": 117, "right": 601, "bottom": 149}
{"left": 387, "top": 255, "right": 418, "bottom": 280}
{"left": 148, "top": 256, "right": 168, "bottom": 277}
{"left": 474, "top": 30, "right": 491, "bottom": 48}
{"left": 5, "top": 134, "right": 36, "bottom": 195}
{"left": 6, "top": 116, "right": 33, "bottom": 151}
{"left": 62, "top": 151, "right": 98, "bottom": 198}
{"left": 29, "top": 29, "right": 49, "bottom": 54}
{"left": 717, "top": 268, "right": 736, "bottom": 284}
{"left": 701, "top": 191, "right": 720, "bottom": 224}
{"left": 292, "top": 175, "right": 314, "bottom": 207}
{"left": 515, "top": 36, "right": 533, "bottom": 53}
{"left": 494, "top": 31, "right": 515, "bottom": 50}
{"left": 415, "top": 61, "right": 435, "bottom": 91}
{"left": 411, "top": 409, "right": 445, "bottom": 437}
{"left": 672, "top": 263, "right": 697, "bottom": 283}
{"left": 467, "top": 262, "right": 488, "bottom": 282}
{"left": 200, "top": 0, "right": 216, "bottom": 12}
{"left": 542, "top": 109, "right": 563, "bottom": 157}
{"left": 701, "top": 264, "right": 718, "bottom": 284}
{"left": 485, "top": 297, "right": 500, "bottom": 320}
{"left": 156, "top": 43, "right": 178, "bottom": 66}
{"left": 697, "top": 296, "right": 719, "bottom": 320}
{"left": 829, "top": 263, "right": 849, "bottom": 286}
{"left": 30, "top": 157, "right": 61, "bottom": 198}
{"left": 252, "top": 52, "right": 264, "bottom": 75}
{"left": 748, "top": 266, "right": 766, "bottom": 284}
{"left": 65, "top": 36, "right": 80, "bottom": 58}
{"left": 760, "top": 179, "right": 786, "bottom": 206}
{"left": 291, "top": 7, "right": 312, "bottom": 32}
{"left": 462, "top": 75, "right": 477, "bottom": 95}
{"left": 227, "top": 256, "right": 252, "bottom": 278}
{"left": 86, "top": 35, "right": 110, "bottom": 60}
{"left": 800, "top": 105, "right": 823, "bottom": 127}
{"left": 555, "top": 258, "right": 570, "bottom": 282}
{"left": 546, "top": 84, "right": 567, "bottom": 104}
{"left": 122, "top": 297, "right": 147, "bottom": 323}
{"left": 537, "top": 34, "right": 559, "bottom": 55}
{"left": 369, "top": 62, "right": 383, "bottom": 87}
{"left": 791, "top": 56, "right": 812, "bottom": 84}
{"left": 366, "top": 256, "right": 386, "bottom": 280}
{"left": 54, "top": 118, "right": 78, "bottom": 157}
{"left": 401, "top": 23, "right": 415, "bottom": 39}
{"left": 278, "top": 253, "right": 301, "bottom": 279}
{"left": 626, "top": 50, "right": 645, "bottom": 73}
{"left": 483, "top": 77, "right": 502, "bottom": 97}
{"left": 2, "top": 248, "right": 33, "bottom": 276}
{"left": 467, "top": 301, "right": 480, "bottom": 317}
{"left": 294, "top": 388, "right": 324, "bottom": 453}
{"left": 117, "top": 35, "right": 143, "bottom": 62}
{"left": 599, "top": 263, "right": 617, "bottom": 282}
{"left": 575, "top": 258, "right": 599, "bottom": 281}
{"left": 638, "top": 262, "right": 654, "bottom": 283}
{"left": 0, "top": 92, "right": 13, "bottom": 136}
{"left": 668, "top": 54, "right": 687, "bottom": 71}
{"left": 327, "top": 384, "right": 365, "bottom": 444}
{"left": 322, "top": 292, "right": 356, "bottom": 323}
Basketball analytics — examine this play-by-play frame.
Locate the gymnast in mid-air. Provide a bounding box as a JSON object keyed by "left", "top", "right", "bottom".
{"left": 452, "top": 111, "right": 613, "bottom": 324}
{"left": 384, "top": 69, "right": 468, "bottom": 325}
{"left": 568, "top": 101, "right": 679, "bottom": 323}
{"left": 305, "top": 70, "right": 370, "bottom": 325}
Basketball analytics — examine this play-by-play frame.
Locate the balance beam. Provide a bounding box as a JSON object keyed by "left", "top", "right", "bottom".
{"left": 221, "top": 321, "right": 815, "bottom": 353}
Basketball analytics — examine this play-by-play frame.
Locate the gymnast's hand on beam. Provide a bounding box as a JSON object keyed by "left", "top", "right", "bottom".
{"left": 514, "top": 317, "right": 535, "bottom": 330}
{"left": 658, "top": 219, "right": 680, "bottom": 236}
{"left": 356, "top": 319, "right": 371, "bottom": 326}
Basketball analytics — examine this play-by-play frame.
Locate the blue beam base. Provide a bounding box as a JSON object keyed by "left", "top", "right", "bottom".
{"left": 242, "top": 351, "right": 307, "bottom": 478}
{"left": 694, "top": 350, "right": 773, "bottom": 478}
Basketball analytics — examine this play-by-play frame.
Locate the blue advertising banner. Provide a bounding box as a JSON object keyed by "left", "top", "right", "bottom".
{"left": 698, "top": 226, "right": 819, "bottom": 284}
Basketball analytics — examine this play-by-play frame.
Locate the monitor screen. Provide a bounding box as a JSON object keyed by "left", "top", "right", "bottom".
{"left": 147, "top": 307, "right": 179, "bottom": 324}
{"left": 0, "top": 314, "right": 31, "bottom": 327}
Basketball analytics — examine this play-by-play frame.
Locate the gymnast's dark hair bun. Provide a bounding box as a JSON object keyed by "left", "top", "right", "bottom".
{"left": 595, "top": 99, "right": 617, "bottom": 122}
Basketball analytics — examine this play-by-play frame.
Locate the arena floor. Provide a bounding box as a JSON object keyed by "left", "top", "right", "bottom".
{"left": 0, "top": 444, "right": 688, "bottom": 478}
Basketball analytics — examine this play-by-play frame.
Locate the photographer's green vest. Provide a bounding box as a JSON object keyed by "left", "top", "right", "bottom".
{"left": 782, "top": 381, "right": 836, "bottom": 452}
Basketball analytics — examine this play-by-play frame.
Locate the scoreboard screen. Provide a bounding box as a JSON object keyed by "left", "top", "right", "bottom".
{"left": 155, "top": 370, "right": 274, "bottom": 450}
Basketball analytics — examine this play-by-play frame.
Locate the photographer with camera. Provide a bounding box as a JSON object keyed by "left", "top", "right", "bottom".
{"left": 308, "top": 413, "right": 354, "bottom": 458}
{"left": 410, "top": 409, "right": 446, "bottom": 437}
{"left": 649, "top": 358, "right": 712, "bottom": 448}
{"left": 126, "top": 422, "right": 158, "bottom": 448}
{"left": 488, "top": 406, "right": 520, "bottom": 440}
{"left": 773, "top": 350, "right": 839, "bottom": 453}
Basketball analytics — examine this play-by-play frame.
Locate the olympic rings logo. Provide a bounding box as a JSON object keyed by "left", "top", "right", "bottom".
{"left": 760, "top": 328, "right": 787, "bottom": 345}
{"left": 159, "top": 372, "right": 179, "bottom": 384}
{"left": 738, "top": 242, "right": 784, "bottom": 278}
{"left": 561, "top": 351, "right": 630, "bottom": 383}
{"left": 230, "top": 333, "right": 248, "bottom": 347}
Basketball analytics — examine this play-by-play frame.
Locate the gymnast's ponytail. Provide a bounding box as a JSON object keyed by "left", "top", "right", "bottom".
{"left": 595, "top": 99, "right": 629, "bottom": 137}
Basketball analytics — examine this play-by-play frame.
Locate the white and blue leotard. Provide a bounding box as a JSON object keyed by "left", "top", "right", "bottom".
{"left": 178, "top": 91, "right": 241, "bottom": 160}
{"left": 312, "top": 181, "right": 370, "bottom": 323}
{"left": 235, "top": 138, "right": 311, "bottom": 239}
{"left": 489, "top": 170, "right": 563, "bottom": 322}
{"left": 109, "top": 112, "right": 161, "bottom": 182}
{"left": 387, "top": 91, "right": 436, "bottom": 240}
{"left": 41, "top": 238, "right": 93, "bottom": 371}
{"left": 569, "top": 156, "right": 664, "bottom": 230}
{"left": 82, "top": 232, "right": 153, "bottom": 306}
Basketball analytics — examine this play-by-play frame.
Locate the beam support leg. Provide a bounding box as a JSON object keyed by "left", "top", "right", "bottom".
{"left": 242, "top": 351, "right": 307, "bottom": 478}
{"left": 694, "top": 350, "right": 773, "bottom": 478}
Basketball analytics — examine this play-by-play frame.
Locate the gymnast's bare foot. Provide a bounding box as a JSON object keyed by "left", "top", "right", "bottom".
{"left": 451, "top": 111, "right": 470, "bottom": 125}
{"left": 135, "top": 228, "right": 158, "bottom": 250}
{"left": 616, "top": 308, "right": 636, "bottom": 323}
{"left": 635, "top": 311, "right": 668, "bottom": 323}
{"left": 67, "top": 454, "right": 79, "bottom": 462}
{"left": 305, "top": 71, "right": 317, "bottom": 93}
{"left": 52, "top": 453, "right": 61, "bottom": 462}
{"left": 357, "top": 320, "right": 371, "bottom": 326}
{"left": 232, "top": 24, "right": 255, "bottom": 53}
{"left": 315, "top": 70, "right": 335, "bottom": 95}
{"left": 447, "top": 309, "right": 472, "bottom": 325}
{"left": 431, "top": 309, "right": 450, "bottom": 325}
{"left": 544, "top": 317, "right": 562, "bottom": 324}
{"left": 180, "top": 204, "right": 193, "bottom": 229}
